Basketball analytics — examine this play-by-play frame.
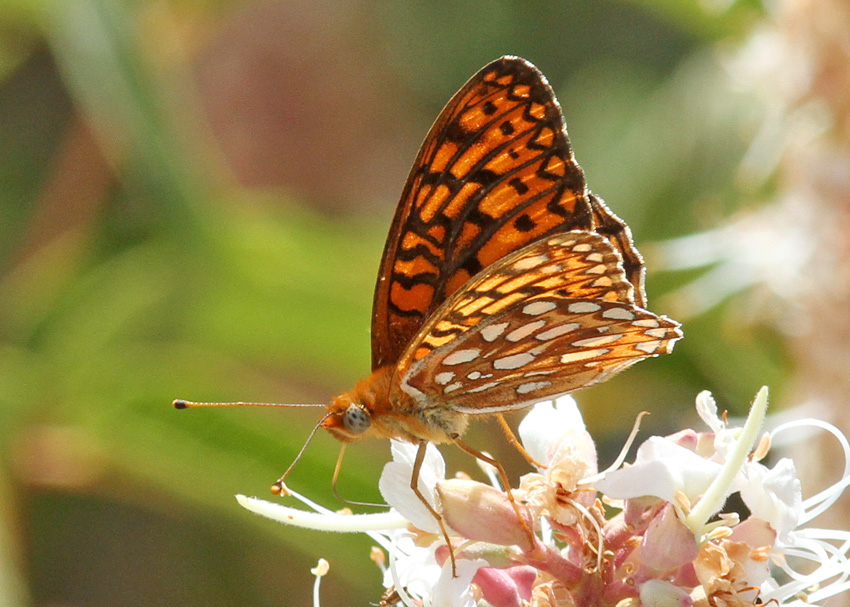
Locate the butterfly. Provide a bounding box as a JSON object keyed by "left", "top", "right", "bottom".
{"left": 176, "top": 56, "right": 682, "bottom": 573}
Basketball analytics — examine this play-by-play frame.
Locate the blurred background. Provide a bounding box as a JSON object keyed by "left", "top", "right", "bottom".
{"left": 2, "top": 0, "right": 849, "bottom": 605}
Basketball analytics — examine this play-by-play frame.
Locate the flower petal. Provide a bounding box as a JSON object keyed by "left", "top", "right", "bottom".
{"left": 695, "top": 391, "right": 723, "bottom": 433}
{"left": 738, "top": 458, "right": 802, "bottom": 543}
{"left": 430, "top": 558, "right": 486, "bottom": 607}
{"left": 379, "top": 441, "right": 446, "bottom": 533}
{"left": 518, "top": 396, "right": 585, "bottom": 467}
{"left": 597, "top": 436, "right": 722, "bottom": 503}
{"left": 639, "top": 579, "right": 693, "bottom": 607}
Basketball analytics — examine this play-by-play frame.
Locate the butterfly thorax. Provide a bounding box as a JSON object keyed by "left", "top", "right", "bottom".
{"left": 322, "top": 365, "right": 469, "bottom": 445}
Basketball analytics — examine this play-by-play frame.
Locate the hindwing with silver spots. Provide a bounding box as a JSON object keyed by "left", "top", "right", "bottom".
{"left": 391, "top": 231, "right": 682, "bottom": 410}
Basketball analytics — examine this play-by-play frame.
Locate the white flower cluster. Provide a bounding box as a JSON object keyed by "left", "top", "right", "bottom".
{"left": 238, "top": 388, "right": 850, "bottom": 607}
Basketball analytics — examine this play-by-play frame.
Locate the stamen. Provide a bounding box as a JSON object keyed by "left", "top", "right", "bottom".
{"left": 566, "top": 497, "right": 604, "bottom": 571}
{"left": 310, "top": 559, "right": 329, "bottom": 607}
{"left": 582, "top": 411, "right": 648, "bottom": 485}
{"left": 771, "top": 417, "right": 850, "bottom": 524}
{"left": 369, "top": 546, "right": 386, "bottom": 571}
{"left": 752, "top": 432, "right": 771, "bottom": 461}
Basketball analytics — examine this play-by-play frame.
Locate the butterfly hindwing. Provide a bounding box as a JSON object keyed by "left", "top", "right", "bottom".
{"left": 371, "top": 56, "right": 643, "bottom": 370}
{"left": 392, "top": 231, "right": 680, "bottom": 410}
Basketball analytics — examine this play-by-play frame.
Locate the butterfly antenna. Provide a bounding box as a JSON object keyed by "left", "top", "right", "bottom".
{"left": 173, "top": 399, "right": 326, "bottom": 409}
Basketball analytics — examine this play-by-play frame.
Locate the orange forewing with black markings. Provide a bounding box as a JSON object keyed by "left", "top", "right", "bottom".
{"left": 371, "top": 56, "right": 644, "bottom": 371}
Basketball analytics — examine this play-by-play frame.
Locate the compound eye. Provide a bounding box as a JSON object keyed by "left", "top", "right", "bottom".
{"left": 343, "top": 404, "right": 371, "bottom": 435}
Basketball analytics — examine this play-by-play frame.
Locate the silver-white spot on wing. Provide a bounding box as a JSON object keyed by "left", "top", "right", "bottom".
{"left": 512, "top": 255, "right": 547, "bottom": 271}
{"left": 567, "top": 302, "right": 601, "bottom": 314}
{"left": 536, "top": 322, "right": 581, "bottom": 341}
{"left": 466, "top": 380, "right": 502, "bottom": 394}
{"left": 646, "top": 328, "right": 670, "bottom": 338}
{"left": 560, "top": 349, "right": 610, "bottom": 364}
{"left": 636, "top": 341, "right": 662, "bottom": 354}
{"left": 571, "top": 334, "right": 624, "bottom": 348}
{"left": 435, "top": 371, "right": 455, "bottom": 385}
{"left": 443, "top": 348, "right": 481, "bottom": 365}
{"left": 632, "top": 318, "right": 660, "bottom": 328}
{"left": 444, "top": 381, "right": 464, "bottom": 393}
{"left": 506, "top": 320, "right": 547, "bottom": 342}
{"left": 602, "top": 307, "right": 636, "bottom": 320}
{"left": 481, "top": 322, "right": 509, "bottom": 342}
{"left": 516, "top": 380, "right": 552, "bottom": 395}
{"left": 493, "top": 352, "right": 536, "bottom": 370}
{"left": 522, "top": 301, "right": 557, "bottom": 316}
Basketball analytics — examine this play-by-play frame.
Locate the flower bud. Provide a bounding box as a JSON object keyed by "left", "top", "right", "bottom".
{"left": 641, "top": 504, "right": 699, "bottom": 573}
{"left": 474, "top": 566, "right": 536, "bottom": 607}
{"left": 437, "top": 479, "right": 534, "bottom": 548}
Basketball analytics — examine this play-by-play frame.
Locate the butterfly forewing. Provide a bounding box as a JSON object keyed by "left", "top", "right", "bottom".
{"left": 393, "top": 232, "right": 681, "bottom": 410}
{"left": 371, "top": 56, "right": 643, "bottom": 370}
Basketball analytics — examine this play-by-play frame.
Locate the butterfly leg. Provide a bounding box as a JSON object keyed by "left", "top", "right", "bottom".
{"left": 495, "top": 414, "right": 547, "bottom": 469}
{"left": 411, "top": 440, "right": 458, "bottom": 577}
{"left": 451, "top": 435, "right": 536, "bottom": 551}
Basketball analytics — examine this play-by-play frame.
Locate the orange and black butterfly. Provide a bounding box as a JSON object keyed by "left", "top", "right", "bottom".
{"left": 176, "top": 56, "right": 682, "bottom": 569}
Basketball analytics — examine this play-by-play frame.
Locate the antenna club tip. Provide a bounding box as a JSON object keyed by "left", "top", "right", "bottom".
{"left": 271, "top": 481, "right": 291, "bottom": 496}
{"left": 173, "top": 399, "right": 189, "bottom": 409}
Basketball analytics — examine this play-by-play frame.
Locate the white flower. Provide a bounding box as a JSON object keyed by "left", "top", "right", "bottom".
{"left": 518, "top": 396, "right": 599, "bottom": 528}
{"left": 378, "top": 440, "right": 446, "bottom": 534}
{"left": 736, "top": 457, "right": 802, "bottom": 543}
{"left": 595, "top": 435, "right": 722, "bottom": 505}
{"left": 518, "top": 395, "right": 592, "bottom": 470}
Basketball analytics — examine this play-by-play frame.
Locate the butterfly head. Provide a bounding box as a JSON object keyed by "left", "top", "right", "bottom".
{"left": 322, "top": 366, "right": 395, "bottom": 442}
{"left": 323, "top": 395, "right": 373, "bottom": 442}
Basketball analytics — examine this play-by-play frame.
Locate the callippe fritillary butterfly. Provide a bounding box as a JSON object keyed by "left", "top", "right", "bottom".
{"left": 175, "top": 56, "right": 683, "bottom": 572}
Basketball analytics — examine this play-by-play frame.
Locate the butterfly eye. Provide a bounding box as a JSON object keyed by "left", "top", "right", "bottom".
{"left": 343, "top": 404, "right": 371, "bottom": 435}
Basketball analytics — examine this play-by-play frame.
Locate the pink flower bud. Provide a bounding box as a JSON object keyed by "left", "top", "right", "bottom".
{"left": 641, "top": 504, "right": 699, "bottom": 573}
{"left": 437, "top": 479, "right": 534, "bottom": 549}
{"left": 473, "top": 566, "right": 536, "bottom": 607}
